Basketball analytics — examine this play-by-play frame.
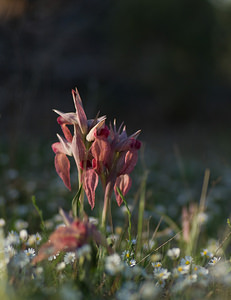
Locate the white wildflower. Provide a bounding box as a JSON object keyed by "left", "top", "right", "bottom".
{"left": 4, "top": 245, "right": 16, "bottom": 262}
{"left": 48, "top": 252, "right": 60, "bottom": 261}
{"left": 197, "top": 212, "right": 208, "bottom": 225}
{"left": 174, "top": 264, "right": 190, "bottom": 275}
{"left": 6, "top": 231, "right": 20, "bottom": 246}
{"left": 64, "top": 252, "right": 76, "bottom": 264}
{"left": 56, "top": 262, "right": 66, "bottom": 271}
{"left": 19, "top": 229, "right": 28, "bottom": 242}
{"left": 15, "top": 219, "right": 28, "bottom": 231}
{"left": 24, "top": 248, "right": 36, "bottom": 259}
{"left": 88, "top": 217, "right": 99, "bottom": 226}
{"left": 200, "top": 249, "right": 213, "bottom": 259}
{"left": 154, "top": 267, "right": 171, "bottom": 280}
{"left": 129, "top": 259, "right": 136, "bottom": 267}
{"left": 35, "top": 233, "right": 42, "bottom": 245}
{"left": 167, "top": 248, "right": 180, "bottom": 260}
{"left": 180, "top": 256, "right": 193, "bottom": 266}
{"left": 105, "top": 253, "right": 124, "bottom": 275}
{"left": 122, "top": 250, "right": 134, "bottom": 261}
{"left": 44, "top": 220, "right": 54, "bottom": 230}
{"left": 0, "top": 219, "right": 6, "bottom": 228}
{"left": 193, "top": 265, "right": 209, "bottom": 277}
{"left": 27, "top": 234, "right": 36, "bottom": 246}
{"left": 139, "top": 282, "right": 160, "bottom": 300}
{"left": 152, "top": 261, "right": 162, "bottom": 268}
{"left": 208, "top": 256, "right": 221, "bottom": 266}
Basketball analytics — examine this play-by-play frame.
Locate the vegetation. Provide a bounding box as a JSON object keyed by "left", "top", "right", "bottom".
{"left": 1, "top": 89, "right": 231, "bottom": 300}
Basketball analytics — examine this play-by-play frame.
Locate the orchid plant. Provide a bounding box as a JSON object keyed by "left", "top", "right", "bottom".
{"left": 52, "top": 88, "right": 141, "bottom": 230}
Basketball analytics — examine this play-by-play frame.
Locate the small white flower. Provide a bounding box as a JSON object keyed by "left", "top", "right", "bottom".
{"left": 35, "top": 233, "right": 42, "bottom": 245}
{"left": 15, "top": 219, "right": 28, "bottom": 231}
{"left": 121, "top": 250, "right": 134, "bottom": 261}
{"left": 208, "top": 256, "right": 221, "bottom": 266}
{"left": 129, "top": 259, "right": 136, "bottom": 267}
{"left": 88, "top": 217, "right": 99, "bottom": 226}
{"left": 19, "top": 229, "right": 28, "bottom": 242}
{"left": 6, "top": 231, "right": 20, "bottom": 246}
{"left": 44, "top": 220, "right": 54, "bottom": 230}
{"left": 24, "top": 248, "right": 36, "bottom": 259}
{"left": 143, "top": 240, "right": 155, "bottom": 251}
{"left": 153, "top": 267, "right": 171, "bottom": 280}
{"left": 64, "top": 252, "right": 76, "bottom": 264}
{"left": 180, "top": 256, "right": 193, "bottom": 266}
{"left": 105, "top": 253, "right": 124, "bottom": 276}
{"left": 167, "top": 248, "right": 180, "bottom": 260}
{"left": 197, "top": 212, "right": 208, "bottom": 225}
{"left": 48, "top": 252, "right": 60, "bottom": 261}
{"left": 0, "top": 219, "right": 6, "bottom": 228}
{"left": 192, "top": 265, "right": 209, "bottom": 277}
{"left": 139, "top": 282, "right": 159, "bottom": 300}
{"left": 27, "top": 234, "right": 36, "bottom": 246}
{"left": 4, "top": 245, "right": 16, "bottom": 261}
{"left": 175, "top": 264, "right": 190, "bottom": 275}
{"left": 152, "top": 261, "right": 162, "bottom": 268}
{"left": 56, "top": 262, "right": 66, "bottom": 271}
{"left": 200, "top": 249, "right": 213, "bottom": 259}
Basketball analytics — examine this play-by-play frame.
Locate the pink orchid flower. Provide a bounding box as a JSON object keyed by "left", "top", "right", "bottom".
{"left": 52, "top": 89, "right": 141, "bottom": 227}
{"left": 52, "top": 88, "right": 106, "bottom": 192}
{"left": 32, "top": 214, "right": 112, "bottom": 264}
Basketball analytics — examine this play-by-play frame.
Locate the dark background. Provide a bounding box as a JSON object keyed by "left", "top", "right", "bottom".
{"left": 1, "top": 0, "right": 231, "bottom": 145}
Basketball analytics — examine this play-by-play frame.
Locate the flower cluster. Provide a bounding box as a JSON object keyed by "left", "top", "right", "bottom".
{"left": 52, "top": 88, "right": 141, "bottom": 212}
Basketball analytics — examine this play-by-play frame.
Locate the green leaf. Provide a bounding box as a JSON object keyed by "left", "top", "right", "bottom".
{"left": 72, "top": 184, "right": 83, "bottom": 218}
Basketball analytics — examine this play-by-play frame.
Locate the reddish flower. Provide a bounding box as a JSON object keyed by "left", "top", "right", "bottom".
{"left": 32, "top": 217, "right": 111, "bottom": 264}
{"left": 52, "top": 89, "right": 141, "bottom": 216}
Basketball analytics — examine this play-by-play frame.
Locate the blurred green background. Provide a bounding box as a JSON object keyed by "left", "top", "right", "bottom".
{"left": 1, "top": 0, "right": 231, "bottom": 144}
{"left": 1, "top": 0, "right": 231, "bottom": 238}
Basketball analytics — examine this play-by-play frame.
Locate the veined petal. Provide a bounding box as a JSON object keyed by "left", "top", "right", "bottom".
{"left": 57, "top": 134, "right": 72, "bottom": 156}
{"left": 118, "top": 150, "right": 138, "bottom": 175}
{"left": 88, "top": 115, "right": 107, "bottom": 129}
{"left": 86, "top": 117, "right": 106, "bottom": 142}
{"left": 55, "top": 153, "right": 71, "bottom": 190}
{"left": 72, "top": 89, "right": 88, "bottom": 135}
{"left": 91, "top": 136, "right": 111, "bottom": 173}
{"left": 52, "top": 142, "right": 65, "bottom": 154}
{"left": 114, "top": 174, "right": 132, "bottom": 206}
{"left": 83, "top": 169, "right": 99, "bottom": 210}
{"left": 71, "top": 131, "right": 86, "bottom": 167}
{"left": 53, "top": 110, "right": 78, "bottom": 124}
{"left": 61, "top": 124, "right": 73, "bottom": 143}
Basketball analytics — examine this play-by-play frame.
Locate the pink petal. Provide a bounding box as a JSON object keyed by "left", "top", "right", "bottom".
{"left": 114, "top": 174, "right": 132, "bottom": 206}
{"left": 61, "top": 124, "right": 73, "bottom": 143}
{"left": 72, "top": 131, "right": 86, "bottom": 167}
{"left": 57, "top": 134, "right": 72, "bottom": 156}
{"left": 72, "top": 89, "right": 88, "bottom": 134}
{"left": 52, "top": 142, "right": 65, "bottom": 154}
{"left": 118, "top": 150, "right": 138, "bottom": 175}
{"left": 54, "top": 111, "right": 78, "bottom": 124}
{"left": 91, "top": 136, "right": 111, "bottom": 173}
{"left": 83, "top": 169, "right": 98, "bottom": 210}
{"left": 86, "top": 118, "right": 106, "bottom": 142}
{"left": 54, "top": 153, "right": 71, "bottom": 190}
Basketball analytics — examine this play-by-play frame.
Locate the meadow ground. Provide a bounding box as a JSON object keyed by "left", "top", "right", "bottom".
{"left": 1, "top": 126, "right": 231, "bottom": 300}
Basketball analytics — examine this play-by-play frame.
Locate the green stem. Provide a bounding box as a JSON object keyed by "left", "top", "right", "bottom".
{"left": 101, "top": 181, "right": 113, "bottom": 232}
